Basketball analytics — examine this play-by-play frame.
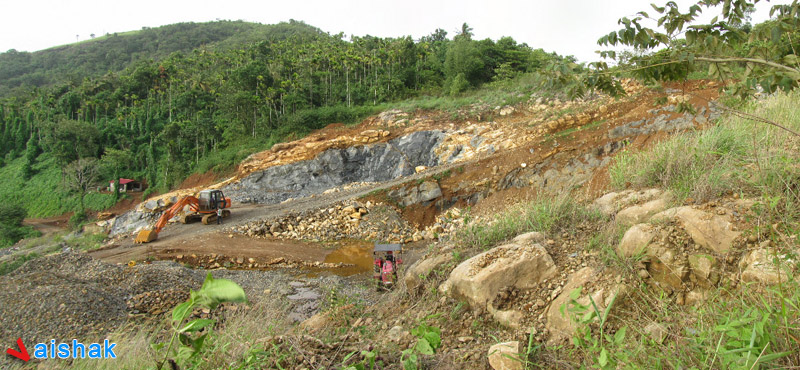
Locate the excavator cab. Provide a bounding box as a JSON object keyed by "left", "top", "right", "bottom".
{"left": 198, "top": 190, "right": 226, "bottom": 212}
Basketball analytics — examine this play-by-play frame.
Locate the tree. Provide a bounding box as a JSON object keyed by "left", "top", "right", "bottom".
{"left": 21, "top": 134, "right": 38, "bottom": 179}
{"left": 444, "top": 39, "right": 484, "bottom": 93}
{"left": 63, "top": 157, "right": 99, "bottom": 213}
{"left": 563, "top": 0, "right": 800, "bottom": 102}
{"left": 456, "top": 23, "right": 474, "bottom": 41}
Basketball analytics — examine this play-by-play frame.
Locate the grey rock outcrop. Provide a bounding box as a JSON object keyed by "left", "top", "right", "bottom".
{"left": 225, "top": 130, "right": 445, "bottom": 204}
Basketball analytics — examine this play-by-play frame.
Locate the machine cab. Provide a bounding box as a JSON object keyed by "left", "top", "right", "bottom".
{"left": 198, "top": 190, "right": 226, "bottom": 211}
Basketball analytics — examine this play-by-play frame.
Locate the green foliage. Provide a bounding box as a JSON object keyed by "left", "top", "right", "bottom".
{"left": 581, "top": 0, "right": 800, "bottom": 99}
{"left": 0, "top": 21, "right": 565, "bottom": 217}
{"left": 0, "top": 203, "right": 39, "bottom": 248}
{"left": 401, "top": 320, "right": 442, "bottom": 370}
{"left": 563, "top": 289, "right": 628, "bottom": 369}
{"left": 455, "top": 196, "right": 602, "bottom": 250}
{"left": 340, "top": 349, "right": 379, "bottom": 370}
{"left": 154, "top": 273, "right": 247, "bottom": 370}
{"left": 0, "top": 252, "right": 40, "bottom": 275}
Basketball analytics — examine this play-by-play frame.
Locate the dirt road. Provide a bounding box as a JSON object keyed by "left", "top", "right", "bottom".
{"left": 90, "top": 159, "right": 471, "bottom": 266}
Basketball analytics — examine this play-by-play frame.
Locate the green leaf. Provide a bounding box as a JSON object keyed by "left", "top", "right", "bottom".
{"left": 196, "top": 273, "right": 247, "bottom": 309}
{"left": 423, "top": 331, "right": 441, "bottom": 350}
{"left": 179, "top": 318, "right": 215, "bottom": 333}
{"left": 172, "top": 301, "right": 194, "bottom": 324}
{"left": 614, "top": 326, "right": 627, "bottom": 345}
{"left": 415, "top": 338, "right": 435, "bottom": 355}
{"left": 598, "top": 348, "right": 609, "bottom": 367}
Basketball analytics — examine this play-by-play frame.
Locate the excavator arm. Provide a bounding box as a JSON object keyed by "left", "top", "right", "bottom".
{"left": 134, "top": 196, "right": 199, "bottom": 243}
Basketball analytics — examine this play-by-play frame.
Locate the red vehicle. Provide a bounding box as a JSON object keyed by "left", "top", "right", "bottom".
{"left": 373, "top": 243, "right": 403, "bottom": 291}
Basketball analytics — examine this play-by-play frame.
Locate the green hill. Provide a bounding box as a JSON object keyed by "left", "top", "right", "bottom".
{"left": 0, "top": 20, "right": 325, "bottom": 96}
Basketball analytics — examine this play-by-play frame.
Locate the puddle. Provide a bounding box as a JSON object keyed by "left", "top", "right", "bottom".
{"left": 322, "top": 243, "right": 374, "bottom": 276}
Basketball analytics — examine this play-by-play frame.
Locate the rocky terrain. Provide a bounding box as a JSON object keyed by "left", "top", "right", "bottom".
{"left": 7, "top": 79, "right": 787, "bottom": 370}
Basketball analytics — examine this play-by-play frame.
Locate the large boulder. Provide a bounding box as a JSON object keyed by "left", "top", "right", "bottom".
{"left": 487, "top": 341, "right": 523, "bottom": 370}
{"left": 440, "top": 232, "right": 555, "bottom": 313}
{"left": 404, "top": 253, "right": 452, "bottom": 293}
{"left": 652, "top": 206, "right": 740, "bottom": 253}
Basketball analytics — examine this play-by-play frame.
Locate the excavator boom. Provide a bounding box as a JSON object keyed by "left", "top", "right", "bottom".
{"left": 134, "top": 196, "right": 199, "bottom": 243}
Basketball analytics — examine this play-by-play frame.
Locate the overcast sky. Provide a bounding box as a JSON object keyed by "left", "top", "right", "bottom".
{"left": 0, "top": 0, "right": 790, "bottom": 63}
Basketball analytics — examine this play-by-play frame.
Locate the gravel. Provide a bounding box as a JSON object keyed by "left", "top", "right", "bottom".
{"left": 0, "top": 250, "right": 377, "bottom": 367}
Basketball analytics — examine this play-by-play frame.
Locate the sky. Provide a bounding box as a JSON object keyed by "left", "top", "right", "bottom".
{"left": 0, "top": 0, "right": 791, "bottom": 63}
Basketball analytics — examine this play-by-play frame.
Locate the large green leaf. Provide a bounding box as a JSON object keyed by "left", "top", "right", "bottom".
{"left": 196, "top": 273, "right": 247, "bottom": 309}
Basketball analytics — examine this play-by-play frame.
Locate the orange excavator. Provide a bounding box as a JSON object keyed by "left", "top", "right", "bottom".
{"left": 133, "top": 189, "right": 232, "bottom": 243}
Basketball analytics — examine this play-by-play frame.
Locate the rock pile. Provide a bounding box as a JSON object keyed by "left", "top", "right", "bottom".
{"left": 231, "top": 201, "right": 417, "bottom": 243}
{"left": 172, "top": 253, "right": 350, "bottom": 270}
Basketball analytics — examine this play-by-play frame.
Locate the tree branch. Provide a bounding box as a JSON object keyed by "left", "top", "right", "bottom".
{"left": 695, "top": 56, "right": 800, "bottom": 75}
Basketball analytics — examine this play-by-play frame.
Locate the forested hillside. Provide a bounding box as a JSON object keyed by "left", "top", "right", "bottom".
{"left": 0, "top": 20, "right": 566, "bottom": 224}
{"left": 0, "top": 20, "right": 327, "bottom": 95}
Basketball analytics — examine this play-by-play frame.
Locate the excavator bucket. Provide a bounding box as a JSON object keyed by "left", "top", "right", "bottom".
{"left": 134, "top": 229, "right": 158, "bottom": 243}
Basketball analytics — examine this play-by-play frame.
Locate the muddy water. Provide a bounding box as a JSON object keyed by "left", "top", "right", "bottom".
{"left": 322, "top": 242, "right": 374, "bottom": 276}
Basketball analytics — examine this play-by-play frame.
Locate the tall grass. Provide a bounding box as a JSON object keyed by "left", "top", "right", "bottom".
{"left": 610, "top": 92, "right": 800, "bottom": 218}
{"left": 455, "top": 196, "right": 603, "bottom": 251}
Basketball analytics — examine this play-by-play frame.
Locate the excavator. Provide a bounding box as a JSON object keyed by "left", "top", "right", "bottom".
{"left": 133, "top": 189, "right": 232, "bottom": 243}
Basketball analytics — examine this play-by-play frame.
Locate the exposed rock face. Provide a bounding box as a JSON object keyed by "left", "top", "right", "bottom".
{"left": 225, "top": 130, "right": 446, "bottom": 204}
{"left": 487, "top": 341, "right": 523, "bottom": 370}
{"left": 108, "top": 210, "right": 159, "bottom": 237}
{"left": 388, "top": 180, "right": 443, "bottom": 207}
{"left": 440, "top": 232, "right": 555, "bottom": 318}
{"left": 404, "top": 253, "right": 452, "bottom": 293}
{"left": 608, "top": 104, "right": 721, "bottom": 139}
{"left": 652, "top": 206, "right": 741, "bottom": 253}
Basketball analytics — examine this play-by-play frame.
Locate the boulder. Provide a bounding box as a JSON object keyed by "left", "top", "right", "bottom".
{"left": 440, "top": 237, "right": 556, "bottom": 314}
{"left": 546, "top": 269, "right": 631, "bottom": 344}
{"left": 487, "top": 305, "right": 525, "bottom": 329}
{"left": 404, "top": 253, "right": 453, "bottom": 293}
{"left": 143, "top": 200, "right": 159, "bottom": 212}
{"left": 616, "top": 198, "right": 669, "bottom": 225}
{"left": 593, "top": 189, "right": 664, "bottom": 216}
{"left": 487, "top": 341, "right": 523, "bottom": 370}
{"left": 652, "top": 206, "right": 740, "bottom": 253}
{"left": 645, "top": 245, "right": 689, "bottom": 289}
{"left": 739, "top": 248, "right": 794, "bottom": 285}
{"left": 688, "top": 254, "right": 718, "bottom": 287}
{"left": 617, "top": 224, "right": 657, "bottom": 258}
{"left": 417, "top": 181, "right": 443, "bottom": 203}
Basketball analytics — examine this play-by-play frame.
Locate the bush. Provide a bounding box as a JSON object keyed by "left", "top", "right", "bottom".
{"left": 69, "top": 210, "right": 88, "bottom": 229}
{"left": 0, "top": 203, "right": 38, "bottom": 248}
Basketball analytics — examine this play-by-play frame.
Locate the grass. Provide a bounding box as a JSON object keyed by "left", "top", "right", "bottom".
{"left": 395, "top": 72, "right": 555, "bottom": 120}
{"left": 0, "top": 252, "right": 40, "bottom": 276}
{"left": 609, "top": 91, "right": 800, "bottom": 215}
{"left": 454, "top": 195, "right": 604, "bottom": 251}
{"left": 0, "top": 154, "right": 116, "bottom": 218}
